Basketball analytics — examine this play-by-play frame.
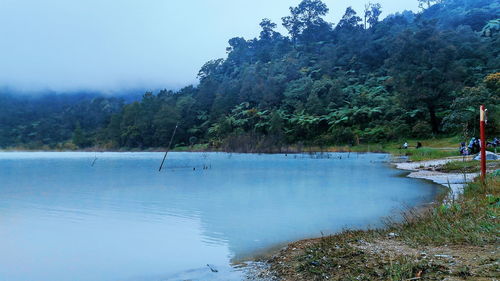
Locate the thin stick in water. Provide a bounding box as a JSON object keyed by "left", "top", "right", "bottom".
{"left": 91, "top": 155, "right": 98, "bottom": 167}
{"left": 158, "top": 122, "right": 179, "bottom": 172}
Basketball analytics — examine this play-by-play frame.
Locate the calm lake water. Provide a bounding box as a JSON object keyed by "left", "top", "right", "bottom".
{"left": 0, "top": 152, "right": 442, "bottom": 281}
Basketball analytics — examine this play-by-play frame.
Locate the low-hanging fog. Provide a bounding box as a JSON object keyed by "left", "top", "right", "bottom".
{"left": 0, "top": 0, "right": 418, "bottom": 94}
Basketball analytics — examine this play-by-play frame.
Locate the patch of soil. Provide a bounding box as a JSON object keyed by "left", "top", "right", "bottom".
{"left": 268, "top": 235, "right": 499, "bottom": 281}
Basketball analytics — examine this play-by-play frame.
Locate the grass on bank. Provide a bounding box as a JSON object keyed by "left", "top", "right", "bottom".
{"left": 393, "top": 148, "right": 458, "bottom": 161}
{"left": 289, "top": 174, "right": 499, "bottom": 281}
{"left": 392, "top": 174, "right": 499, "bottom": 247}
{"left": 296, "top": 231, "right": 432, "bottom": 281}
{"left": 323, "top": 136, "right": 498, "bottom": 161}
{"left": 438, "top": 159, "right": 500, "bottom": 173}
{"left": 171, "top": 143, "right": 210, "bottom": 152}
{"left": 311, "top": 137, "right": 461, "bottom": 161}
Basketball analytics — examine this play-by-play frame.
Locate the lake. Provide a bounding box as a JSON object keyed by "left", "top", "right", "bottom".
{"left": 0, "top": 152, "right": 442, "bottom": 281}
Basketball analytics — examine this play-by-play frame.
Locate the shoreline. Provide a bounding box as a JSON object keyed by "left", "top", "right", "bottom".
{"left": 393, "top": 156, "right": 480, "bottom": 197}
{"left": 253, "top": 154, "right": 497, "bottom": 281}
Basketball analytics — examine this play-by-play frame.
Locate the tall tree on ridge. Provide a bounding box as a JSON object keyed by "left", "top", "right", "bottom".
{"left": 367, "top": 3, "right": 382, "bottom": 28}
{"left": 337, "top": 7, "right": 363, "bottom": 30}
{"left": 282, "top": 0, "right": 329, "bottom": 44}
{"left": 364, "top": 2, "right": 382, "bottom": 29}
{"left": 259, "top": 18, "right": 278, "bottom": 41}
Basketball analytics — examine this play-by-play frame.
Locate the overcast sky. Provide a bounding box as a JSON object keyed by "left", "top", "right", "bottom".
{"left": 0, "top": 0, "right": 419, "bottom": 93}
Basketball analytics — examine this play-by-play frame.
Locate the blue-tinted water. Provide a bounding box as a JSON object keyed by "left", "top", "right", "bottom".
{"left": 0, "top": 152, "right": 441, "bottom": 281}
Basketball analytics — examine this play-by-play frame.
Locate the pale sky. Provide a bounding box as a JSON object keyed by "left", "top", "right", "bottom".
{"left": 0, "top": 0, "right": 419, "bottom": 93}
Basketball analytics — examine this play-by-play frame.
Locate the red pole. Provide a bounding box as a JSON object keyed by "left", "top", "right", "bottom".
{"left": 480, "top": 105, "right": 487, "bottom": 181}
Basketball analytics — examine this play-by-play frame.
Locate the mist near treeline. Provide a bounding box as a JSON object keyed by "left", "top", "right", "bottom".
{"left": 0, "top": 0, "right": 419, "bottom": 93}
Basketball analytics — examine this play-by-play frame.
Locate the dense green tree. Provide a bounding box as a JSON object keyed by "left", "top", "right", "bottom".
{"left": 337, "top": 7, "right": 362, "bottom": 30}
{"left": 259, "top": 18, "right": 278, "bottom": 40}
{"left": 282, "top": 0, "right": 330, "bottom": 44}
{"left": 387, "top": 23, "right": 469, "bottom": 134}
{"left": 72, "top": 123, "right": 89, "bottom": 148}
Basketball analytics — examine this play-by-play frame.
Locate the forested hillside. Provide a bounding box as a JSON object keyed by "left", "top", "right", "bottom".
{"left": 1, "top": 0, "right": 499, "bottom": 150}
{"left": 0, "top": 93, "right": 124, "bottom": 149}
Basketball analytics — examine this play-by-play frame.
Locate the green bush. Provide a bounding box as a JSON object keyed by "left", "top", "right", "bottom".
{"left": 412, "top": 121, "right": 433, "bottom": 138}
{"left": 329, "top": 127, "right": 356, "bottom": 145}
{"left": 361, "top": 126, "right": 388, "bottom": 143}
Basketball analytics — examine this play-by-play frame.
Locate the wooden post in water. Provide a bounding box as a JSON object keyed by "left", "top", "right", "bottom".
{"left": 158, "top": 122, "right": 179, "bottom": 172}
{"left": 480, "top": 105, "right": 487, "bottom": 182}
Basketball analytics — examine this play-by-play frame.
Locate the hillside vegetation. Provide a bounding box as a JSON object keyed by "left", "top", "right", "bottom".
{"left": 1, "top": 0, "right": 499, "bottom": 150}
